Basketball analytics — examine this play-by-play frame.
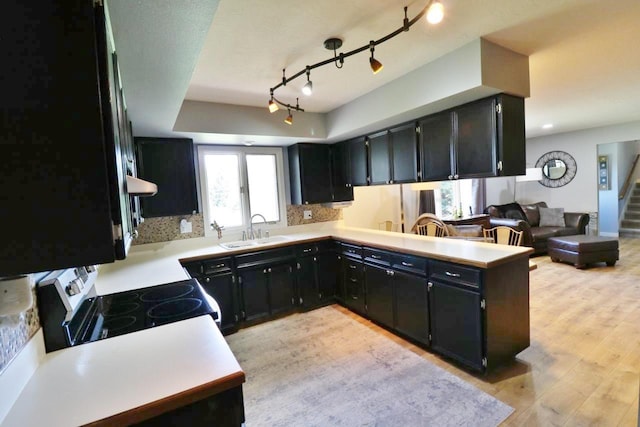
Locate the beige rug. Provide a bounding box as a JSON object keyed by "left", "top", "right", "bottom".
{"left": 226, "top": 305, "right": 513, "bottom": 426}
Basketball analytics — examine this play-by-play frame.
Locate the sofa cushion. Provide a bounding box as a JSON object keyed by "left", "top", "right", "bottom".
{"left": 539, "top": 207, "right": 566, "bottom": 227}
{"left": 488, "top": 202, "right": 528, "bottom": 221}
{"left": 530, "top": 227, "right": 561, "bottom": 241}
{"left": 521, "top": 205, "right": 540, "bottom": 226}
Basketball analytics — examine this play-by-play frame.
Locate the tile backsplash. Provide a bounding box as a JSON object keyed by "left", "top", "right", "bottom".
{"left": 0, "top": 288, "right": 40, "bottom": 375}
{"left": 133, "top": 213, "right": 205, "bottom": 245}
{"left": 134, "top": 204, "right": 343, "bottom": 245}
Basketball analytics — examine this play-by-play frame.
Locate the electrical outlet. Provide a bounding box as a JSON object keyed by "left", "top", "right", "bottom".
{"left": 303, "top": 210, "right": 312, "bottom": 220}
{"left": 179, "top": 219, "right": 192, "bottom": 234}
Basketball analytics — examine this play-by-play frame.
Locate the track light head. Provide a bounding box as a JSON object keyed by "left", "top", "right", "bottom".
{"left": 268, "top": 98, "right": 279, "bottom": 113}
{"left": 369, "top": 42, "right": 383, "bottom": 74}
{"left": 284, "top": 109, "right": 293, "bottom": 125}
{"left": 426, "top": 0, "right": 444, "bottom": 24}
{"left": 302, "top": 67, "right": 313, "bottom": 96}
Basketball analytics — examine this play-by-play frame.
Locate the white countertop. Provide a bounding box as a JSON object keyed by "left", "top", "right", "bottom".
{"left": 96, "top": 226, "right": 531, "bottom": 294}
{"left": 3, "top": 225, "right": 530, "bottom": 426}
{"left": 2, "top": 316, "right": 242, "bottom": 427}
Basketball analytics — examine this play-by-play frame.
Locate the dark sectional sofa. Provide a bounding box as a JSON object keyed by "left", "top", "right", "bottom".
{"left": 484, "top": 201, "right": 590, "bottom": 255}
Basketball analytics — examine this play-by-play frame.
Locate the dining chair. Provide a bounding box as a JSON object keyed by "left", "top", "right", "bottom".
{"left": 416, "top": 222, "right": 447, "bottom": 237}
{"left": 483, "top": 226, "right": 523, "bottom": 246}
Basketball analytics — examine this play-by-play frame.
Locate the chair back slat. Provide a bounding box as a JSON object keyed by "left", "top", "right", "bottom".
{"left": 482, "top": 226, "right": 523, "bottom": 246}
{"left": 416, "top": 222, "right": 446, "bottom": 237}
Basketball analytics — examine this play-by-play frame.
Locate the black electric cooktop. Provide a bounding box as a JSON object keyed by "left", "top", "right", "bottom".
{"left": 68, "top": 278, "right": 215, "bottom": 346}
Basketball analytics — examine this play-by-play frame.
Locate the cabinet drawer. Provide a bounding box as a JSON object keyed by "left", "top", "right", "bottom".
{"left": 429, "top": 260, "right": 481, "bottom": 289}
{"left": 392, "top": 254, "right": 427, "bottom": 277}
{"left": 339, "top": 242, "right": 362, "bottom": 259}
{"left": 296, "top": 240, "right": 331, "bottom": 256}
{"left": 203, "top": 257, "right": 233, "bottom": 275}
{"left": 363, "top": 247, "right": 393, "bottom": 266}
{"left": 235, "top": 247, "right": 295, "bottom": 269}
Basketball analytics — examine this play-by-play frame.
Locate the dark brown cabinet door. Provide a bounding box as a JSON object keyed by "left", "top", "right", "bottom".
{"left": 238, "top": 268, "right": 270, "bottom": 323}
{"left": 330, "top": 142, "right": 354, "bottom": 201}
{"left": 364, "top": 264, "right": 394, "bottom": 328}
{"left": 454, "top": 97, "right": 497, "bottom": 177}
{"left": 202, "top": 272, "right": 238, "bottom": 334}
{"left": 394, "top": 270, "right": 429, "bottom": 345}
{"left": 419, "top": 112, "right": 454, "bottom": 181}
{"left": 389, "top": 123, "right": 418, "bottom": 183}
{"left": 268, "top": 263, "right": 296, "bottom": 316}
{"left": 136, "top": 138, "right": 198, "bottom": 217}
{"left": 428, "top": 280, "right": 483, "bottom": 371}
{"left": 348, "top": 137, "right": 369, "bottom": 186}
{"left": 288, "top": 143, "right": 332, "bottom": 204}
{"left": 368, "top": 131, "right": 391, "bottom": 185}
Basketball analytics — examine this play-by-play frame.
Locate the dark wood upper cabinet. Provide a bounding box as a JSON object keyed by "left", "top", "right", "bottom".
{"left": 420, "top": 94, "right": 525, "bottom": 181}
{"left": 135, "top": 138, "right": 198, "bottom": 217}
{"left": 288, "top": 143, "right": 333, "bottom": 205}
{"left": 368, "top": 130, "right": 392, "bottom": 185}
{"left": 454, "top": 97, "right": 498, "bottom": 178}
{"left": 419, "top": 112, "right": 454, "bottom": 181}
{"left": 0, "top": 1, "right": 135, "bottom": 275}
{"left": 389, "top": 123, "right": 419, "bottom": 183}
{"left": 347, "top": 137, "right": 369, "bottom": 186}
{"left": 329, "top": 142, "right": 354, "bottom": 202}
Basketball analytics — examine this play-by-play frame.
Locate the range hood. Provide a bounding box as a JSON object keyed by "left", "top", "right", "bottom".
{"left": 126, "top": 175, "right": 158, "bottom": 197}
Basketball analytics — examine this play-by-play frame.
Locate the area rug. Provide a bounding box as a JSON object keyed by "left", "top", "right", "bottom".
{"left": 225, "top": 305, "right": 513, "bottom": 426}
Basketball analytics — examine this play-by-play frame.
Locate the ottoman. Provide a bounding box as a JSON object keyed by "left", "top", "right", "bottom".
{"left": 548, "top": 235, "right": 619, "bottom": 269}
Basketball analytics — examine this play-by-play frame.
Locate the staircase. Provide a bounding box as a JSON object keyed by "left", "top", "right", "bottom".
{"left": 620, "top": 182, "right": 640, "bottom": 237}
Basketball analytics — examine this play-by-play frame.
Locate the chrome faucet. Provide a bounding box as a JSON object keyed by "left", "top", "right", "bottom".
{"left": 248, "top": 213, "right": 267, "bottom": 240}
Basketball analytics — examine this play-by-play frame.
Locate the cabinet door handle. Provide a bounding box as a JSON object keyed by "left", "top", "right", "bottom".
{"left": 427, "top": 282, "right": 433, "bottom": 289}
{"left": 401, "top": 261, "right": 414, "bottom": 267}
{"left": 445, "top": 271, "right": 461, "bottom": 278}
{"left": 299, "top": 297, "right": 303, "bottom": 304}
{"left": 350, "top": 278, "right": 358, "bottom": 283}
{"left": 448, "top": 175, "right": 453, "bottom": 180}
{"left": 351, "top": 295, "right": 358, "bottom": 300}
{"left": 370, "top": 254, "right": 381, "bottom": 259}
{"left": 347, "top": 249, "right": 356, "bottom": 253}
{"left": 453, "top": 174, "right": 459, "bottom": 179}
{"left": 268, "top": 268, "right": 272, "bottom": 273}
{"left": 303, "top": 248, "right": 312, "bottom": 253}
{"left": 389, "top": 270, "right": 394, "bottom": 276}
{"left": 205, "top": 277, "right": 211, "bottom": 283}
{"left": 291, "top": 297, "right": 295, "bottom": 305}
{"left": 214, "top": 263, "right": 225, "bottom": 268}
{"left": 263, "top": 269, "right": 267, "bottom": 274}
{"left": 241, "top": 310, "right": 246, "bottom": 319}
{"left": 349, "top": 265, "right": 357, "bottom": 269}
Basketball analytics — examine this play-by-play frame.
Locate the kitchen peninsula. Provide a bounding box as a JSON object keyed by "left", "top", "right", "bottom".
{"left": 3, "top": 226, "right": 531, "bottom": 426}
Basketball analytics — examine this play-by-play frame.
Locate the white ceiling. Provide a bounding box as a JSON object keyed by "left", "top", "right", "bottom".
{"left": 109, "top": 0, "right": 640, "bottom": 145}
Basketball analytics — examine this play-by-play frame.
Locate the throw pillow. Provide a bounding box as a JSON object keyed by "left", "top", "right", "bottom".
{"left": 539, "top": 207, "right": 566, "bottom": 227}
{"left": 521, "top": 204, "right": 541, "bottom": 226}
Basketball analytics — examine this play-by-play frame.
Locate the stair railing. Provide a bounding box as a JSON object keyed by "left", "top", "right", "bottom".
{"left": 618, "top": 154, "right": 640, "bottom": 200}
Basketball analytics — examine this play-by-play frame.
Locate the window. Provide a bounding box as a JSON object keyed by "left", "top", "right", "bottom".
{"left": 198, "top": 146, "right": 286, "bottom": 236}
{"left": 435, "top": 179, "right": 483, "bottom": 217}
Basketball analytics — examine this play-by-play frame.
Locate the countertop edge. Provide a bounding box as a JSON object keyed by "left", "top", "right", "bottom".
{"left": 84, "top": 371, "right": 246, "bottom": 427}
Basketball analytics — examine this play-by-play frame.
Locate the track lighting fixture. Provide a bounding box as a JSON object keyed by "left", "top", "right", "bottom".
{"left": 284, "top": 109, "right": 293, "bottom": 125}
{"left": 369, "top": 41, "right": 383, "bottom": 74}
{"left": 302, "top": 67, "right": 313, "bottom": 96}
{"left": 268, "top": 91, "right": 279, "bottom": 113}
{"left": 426, "top": 0, "right": 444, "bottom": 24}
{"left": 267, "top": 0, "right": 444, "bottom": 123}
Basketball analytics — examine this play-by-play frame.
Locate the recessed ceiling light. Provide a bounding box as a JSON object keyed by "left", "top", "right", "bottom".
{"left": 542, "top": 123, "right": 553, "bottom": 129}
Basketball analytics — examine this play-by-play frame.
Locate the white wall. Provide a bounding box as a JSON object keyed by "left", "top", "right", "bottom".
{"left": 523, "top": 121, "right": 640, "bottom": 212}
{"left": 342, "top": 185, "right": 401, "bottom": 231}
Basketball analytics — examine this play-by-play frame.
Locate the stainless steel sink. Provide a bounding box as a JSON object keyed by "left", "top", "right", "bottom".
{"left": 219, "top": 235, "right": 291, "bottom": 250}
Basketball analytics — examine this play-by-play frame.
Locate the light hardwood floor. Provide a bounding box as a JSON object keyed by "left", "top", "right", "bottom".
{"left": 336, "top": 237, "right": 640, "bottom": 426}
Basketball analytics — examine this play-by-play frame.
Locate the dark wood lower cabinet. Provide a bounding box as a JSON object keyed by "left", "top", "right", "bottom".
{"left": 342, "top": 257, "right": 365, "bottom": 314}
{"left": 394, "top": 270, "right": 429, "bottom": 345}
{"left": 181, "top": 240, "right": 530, "bottom": 373}
{"left": 268, "top": 263, "right": 296, "bottom": 315}
{"left": 364, "top": 264, "right": 394, "bottom": 328}
{"left": 428, "top": 280, "right": 483, "bottom": 371}
{"left": 201, "top": 272, "right": 238, "bottom": 334}
{"left": 237, "top": 267, "right": 270, "bottom": 323}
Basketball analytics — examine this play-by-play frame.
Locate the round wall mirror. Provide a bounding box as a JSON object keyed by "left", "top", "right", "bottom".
{"left": 542, "top": 159, "right": 567, "bottom": 179}
{"left": 535, "top": 151, "right": 577, "bottom": 188}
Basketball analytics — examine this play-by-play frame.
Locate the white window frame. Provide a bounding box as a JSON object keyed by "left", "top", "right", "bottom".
{"left": 197, "top": 145, "right": 287, "bottom": 237}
